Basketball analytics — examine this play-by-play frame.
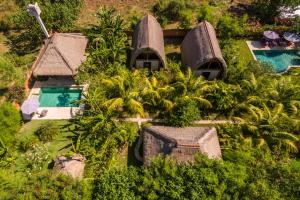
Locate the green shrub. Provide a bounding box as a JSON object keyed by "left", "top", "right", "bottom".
{"left": 206, "top": 82, "right": 238, "bottom": 114}
{"left": 18, "top": 135, "right": 40, "bottom": 152}
{"left": 179, "top": 9, "right": 193, "bottom": 29}
{"left": 217, "top": 14, "right": 247, "bottom": 39}
{"left": 0, "top": 103, "right": 21, "bottom": 147}
{"left": 168, "top": 99, "right": 200, "bottom": 127}
{"left": 152, "top": 0, "right": 195, "bottom": 27}
{"left": 252, "top": 0, "right": 299, "bottom": 23}
{"left": 12, "top": 0, "right": 83, "bottom": 53}
{"left": 197, "top": 2, "right": 219, "bottom": 26}
{"left": 34, "top": 122, "right": 60, "bottom": 142}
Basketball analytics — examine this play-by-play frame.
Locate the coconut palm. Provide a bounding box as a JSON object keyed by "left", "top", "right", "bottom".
{"left": 171, "top": 68, "right": 212, "bottom": 109}
{"left": 230, "top": 73, "right": 266, "bottom": 117}
{"left": 234, "top": 103, "right": 299, "bottom": 153}
{"left": 99, "top": 70, "right": 145, "bottom": 117}
{"left": 267, "top": 77, "right": 300, "bottom": 116}
{"left": 142, "top": 76, "right": 175, "bottom": 113}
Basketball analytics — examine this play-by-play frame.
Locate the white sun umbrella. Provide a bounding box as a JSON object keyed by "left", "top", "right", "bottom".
{"left": 263, "top": 31, "right": 280, "bottom": 40}
{"left": 283, "top": 32, "right": 300, "bottom": 43}
{"left": 21, "top": 98, "right": 40, "bottom": 115}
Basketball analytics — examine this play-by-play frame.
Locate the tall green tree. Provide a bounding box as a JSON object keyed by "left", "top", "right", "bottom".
{"left": 252, "top": 0, "right": 300, "bottom": 23}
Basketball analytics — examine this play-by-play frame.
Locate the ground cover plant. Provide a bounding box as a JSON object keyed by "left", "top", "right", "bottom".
{"left": 0, "top": 0, "right": 300, "bottom": 199}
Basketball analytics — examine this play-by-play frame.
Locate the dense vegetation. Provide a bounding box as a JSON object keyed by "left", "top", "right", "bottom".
{"left": 0, "top": 0, "right": 300, "bottom": 199}
{"left": 12, "top": 0, "right": 83, "bottom": 53}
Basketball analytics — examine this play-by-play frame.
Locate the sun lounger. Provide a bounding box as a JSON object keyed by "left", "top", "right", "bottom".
{"left": 38, "top": 109, "right": 48, "bottom": 118}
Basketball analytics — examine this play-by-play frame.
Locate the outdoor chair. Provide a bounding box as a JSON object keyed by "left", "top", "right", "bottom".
{"left": 39, "top": 109, "right": 48, "bottom": 118}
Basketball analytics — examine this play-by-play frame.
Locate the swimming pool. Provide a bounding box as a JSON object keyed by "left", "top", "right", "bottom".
{"left": 39, "top": 87, "right": 82, "bottom": 107}
{"left": 253, "top": 50, "right": 300, "bottom": 73}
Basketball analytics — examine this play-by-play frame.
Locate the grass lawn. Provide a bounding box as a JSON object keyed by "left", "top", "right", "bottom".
{"left": 232, "top": 39, "right": 254, "bottom": 64}
{"left": 18, "top": 120, "right": 73, "bottom": 158}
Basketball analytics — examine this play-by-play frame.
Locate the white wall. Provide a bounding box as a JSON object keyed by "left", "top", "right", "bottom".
{"left": 136, "top": 59, "right": 160, "bottom": 71}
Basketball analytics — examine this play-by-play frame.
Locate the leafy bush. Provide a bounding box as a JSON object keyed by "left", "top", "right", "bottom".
{"left": 152, "top": 0, "right": 195, "bottom": 27}
{"left": 197, "top": 2, "right": 220, "bottom": 26}
{"left": 0, "top": 103, "right": 21, "bottom": 147}
{"left": 18, "top": 135, "right": 40, "bottom": 152}
{"left": 217, "top": 14, "right": 247, "bottom": 39}
{"left": 252, "top": 0, "right": 299, "bottom": 23}
{"left": 79, "top": 7, "right": 128, "bottom": 76}
{"left": 168, "top": 99, "right": 200, "bottom": 127}
{"left": 0, "top": 55, "right": 21, "bottom": 89}
{"left": 206, "top": 82, "right": 238, "bottom": 114}
{"left": 34, "top": 122, "right": 60, "bottom": 142}
{"left": 92, "top": 151, "right": 300, "bottom": 199}
{"left": 179, "top": 9, "right": 193, "bottom": 29}
{"left": 12, "top": 0, "right": 82, "bottom": 53}
{"left": 71, "top": 112, "right": 138, "bottom": 174}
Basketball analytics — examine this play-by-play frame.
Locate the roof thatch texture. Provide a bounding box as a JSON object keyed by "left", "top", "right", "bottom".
{"left": 53, "top": 154, "right": 86, "bottom": 179}
{"left": 181, "top": 21, "right": 227, "bottom": 78}
{"left": 130, "top": 14, "right": 166, "bottom": 68}
{"left": 143, "top": 126, "right": 222, "bottom": 166}
{"left": 32, "top": 33, "right": 88, "bottom": 77}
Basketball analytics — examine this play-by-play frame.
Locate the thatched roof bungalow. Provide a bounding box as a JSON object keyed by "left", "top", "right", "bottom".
{"left": 130, "top": 14, "right": 166, "bottom": 71}
{"left": 32, "top": 33, "right": 88, "bottom": 77}
{"left": 181, "top": 21, "right": 227, "bottom": 80}
{"left": 143, "top": 126, "right": 222, "bottom": 166}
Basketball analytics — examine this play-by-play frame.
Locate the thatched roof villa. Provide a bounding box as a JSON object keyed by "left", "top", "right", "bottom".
{"left": 181, "top": 21, "right": 227, "bottom": 80}
{"left": 32, "top": 33, "right": 88, "bottom": 77}
{"left": 130, "top": 14, "right": 166, "bottom": 71}
{"left": 143, "top": 126, "right": 222, "bottom": 166}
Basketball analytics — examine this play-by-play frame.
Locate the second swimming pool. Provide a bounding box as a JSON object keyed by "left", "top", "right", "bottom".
{"left": 39, "top": 87, "right": 82, "bottom": 107}
{"left": 253, "top": 50, "right": 300, "bottom": 73}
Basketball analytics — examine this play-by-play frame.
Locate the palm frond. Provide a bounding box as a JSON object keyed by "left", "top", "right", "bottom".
{"left": 102, "top": 98, "right": 124, "bottom": 111}
{"left": 127, "top": 99, "right": 145, "bottom": 117}
{"left": 281, "top": 139, "right": 299, "bottom": 153}
{"left": 192, "top": 97, "right": 212, "bottom": 108}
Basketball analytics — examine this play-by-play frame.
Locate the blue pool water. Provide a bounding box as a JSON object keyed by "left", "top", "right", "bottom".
{"left": 253, "top": 50, "right": 300, "bottom": 73}
{"left": 39, "top": 87, "right": 82, "bottom": 107}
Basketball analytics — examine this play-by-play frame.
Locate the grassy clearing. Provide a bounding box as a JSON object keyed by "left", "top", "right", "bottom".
{"left": 18, "top": 120, "right": 73, "bottom": 158}
{"left": 232, "top": 39, "right": 254, "bottom": 64}
{"left": 77, "top": 0, "right": 156, "bottom": 28}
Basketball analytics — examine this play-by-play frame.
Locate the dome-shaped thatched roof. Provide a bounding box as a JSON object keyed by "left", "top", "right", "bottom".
{"left": 130, "top": 14, "right": 166, "bottom": 69}
{"left": 181, "top": 21, "right": 227, "bottom": 79}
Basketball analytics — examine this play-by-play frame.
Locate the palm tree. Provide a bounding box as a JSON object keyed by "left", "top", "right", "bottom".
{"left": 230, "top": 73, "right": 266, "bottom": 117}
{"left": 141, "top": 76, "right": 175, "bottom": 114}
{"left": 267, "top": 77, "right": 300, "bottom": 116}
{"left": 233, "top": 103, "right": 299, "bottom": 153}
{"left": 171, "top": 68, "right": 212, "bottom": 109}
{"left": 99, "top": 70, "right": 146, "bottom": 117}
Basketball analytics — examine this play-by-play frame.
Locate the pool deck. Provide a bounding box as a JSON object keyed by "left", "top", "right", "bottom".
{"left": 246, "top": 41, "right": 300, "bottom": 69}
{"left": 25, "top": 77, "right": 88, "bottom": 120}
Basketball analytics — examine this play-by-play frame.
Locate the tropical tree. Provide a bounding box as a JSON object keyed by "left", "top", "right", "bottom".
{"left": 95, "top": 70, "right": 146, "bottom": 117}
{"left": 141, "top": 76, "right": 175, "bottom": 115}
{"left": 230, "top": 73, "right": 266, "bottom": 117}
{"left": 81, "top": 7, "right": 128, "bottom": 74}
{"left": 171, "top": 68, "right": 213, "bottom": 109}
{"left": 70, "top": 111, "right": 138, "bottom": 174}
{"left": 234, "top": 103, "right": 299, "bottom": 153}
{"left": 267, "top": 77, "right": 300, "bottom": 117}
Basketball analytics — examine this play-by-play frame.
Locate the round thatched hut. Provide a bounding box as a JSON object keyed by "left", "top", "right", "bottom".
{"left": 181, "top": 21, "right": 227, "bottom": 80}
{"left": 130, "top": 14, "right": 166, "bottom": 71}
